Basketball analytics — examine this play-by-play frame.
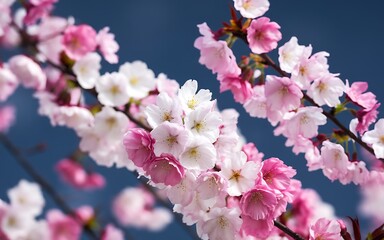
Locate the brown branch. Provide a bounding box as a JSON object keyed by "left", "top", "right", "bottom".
{"left": 274, "top": 220, "right": 305, "bottom": 240}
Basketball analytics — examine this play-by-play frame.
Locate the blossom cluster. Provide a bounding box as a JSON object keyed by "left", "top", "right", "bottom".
{"left": 0, "top": 179, "right": 124, "bottom": 240}
{"left": 195, "top": 0, "right": 384, "bottom": 202}
{"left": 123, "top": 79, "right": 346, "bottom": 239}
{"left": 0, "top": 0, "right": 383, "bottom": 239}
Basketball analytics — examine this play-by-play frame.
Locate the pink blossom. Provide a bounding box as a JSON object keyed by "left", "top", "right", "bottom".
{"left": 320, "top": 141, "right": 351, "bottom": 182}
{"left": 283, "top": 106, "right": 327, "bottom": 139}
{"left": 0, "top": 105, "right": 15, "bottom": 133}
{"left": 242, "top": 142, "right": 264, "bottom": 163}
{"left": 145, "top": 153, "right": 185, "bottom": 186}
{"left": 24, "top": 0, "right": 57, "bottom": 25}
{"left": 309, "top": 218, "right": 341, "bottom": 240}
{"left": 123, "top": 128, "right": 155, "bottom": 168}
{"left": 359, "top": 171, "right": 384, "bottom": 223}
{"left": 243, "top": 85, "right": 267, "bottom": 118}
{"left": 264, "top": 75, "right": 303, "bottom": 119}
{"left": 36, "top": 16, "right": 68, "bottom": 41}
{"left": 260, "top": 157, "right": 296, "bottom": 191}
{"left": 73, "top": 205, "right": 94, "bottom": 226}
{"left": 194, "top": 23, "right": 239, "bottom": 75}
{"left": 288, "top": 189, "right": 335, "bottom": 237}
{"left": 0, "top": 26, "right": 21, "bottom": 48}
{"left": 151, "top": 121, "right": 190, "bottom": 157}
{"left": 8, "top": 55, "right": 46, "bottom": 90}
{"left": 0, "top": 4, "right": 12, "bottom": 38}
{"left": 97, "top": 27, "right": 119, "bottom": 64}
{"left": 166, "top": 172, "right": 196, "bottom": 206}
{"left": 195, "top": 172, "right": 227, "bottom": 200}
{"left": 240, "top": 187, "right": 277, "bottom": 220}
{"left": 47, "top": 209, "right": 82, "bottom": 240}
{"left": 356, "top": 102, "right": 380, "bottom": 135}
{"left": 291, "top": 48, "right": 330, "bottom": 90}
{"left": 156, "top": 73, "right": 180, "bottom": 97}
{"left": 101, "top": 224, "right": 124, "bottom": 240}
{"left": 113, "top": 186, "right": 172, "bottom": 230}
{"left": 62, "top": 24, "right": 97, "bottom": 60}
{"left": 240, "top": 214, "right": 274, "bottom": 239}
{"left": 55, "top": 158, "right": 105, "bottom": 190}
{"left": 247, "top": 17, "right": 281, "bottom": 54}
{"left": 113, "top": 187, "right": 154, "bottom": 227}
{"left": 37, "top": 35, "right": 63, "bottom": 65}
{"left": 0, "top": 65, "right": 18, "bottom": 102}
{"left": 346, "top": 80, "right": 377, "bottom": 109}
{"left": 218, "top": 71, "right": 253, "bottom": 104}
{"left": 196, "top": 207, "right": 242, "bottom": 240}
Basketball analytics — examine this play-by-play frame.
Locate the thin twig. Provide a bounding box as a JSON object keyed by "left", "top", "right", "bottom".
{"left": 274, "top": 220, "right": 305, "bottom": 240}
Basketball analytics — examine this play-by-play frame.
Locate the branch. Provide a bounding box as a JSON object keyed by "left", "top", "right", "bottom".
{"left": 0, "top": 133, "right": 99, "bottom": 240}
{"left": 274, "top": 220, "right": 305, "bottom": 240}
{"left": 260, "top": 53, "right": 382, "bottom": 162}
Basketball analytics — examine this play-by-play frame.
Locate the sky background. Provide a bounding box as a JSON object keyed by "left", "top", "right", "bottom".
{"left": 1, "top": 0, "right": 384, "bottom": 239}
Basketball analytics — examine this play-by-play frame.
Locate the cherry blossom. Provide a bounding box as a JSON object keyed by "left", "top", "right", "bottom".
{"left": 101, "top": 224, "right": 125, "bottom": 240}
{"left": 96, "top": 27, "right": 119, "bottom": 64}
{"left": 233, "top": 0, "right": 270, "bottom": 19}
{"left": 73, "top": 52, "right": 101, "bottom": 89}
{"left": 7, "top": 180, "right": 44, "bottom": 218}
{"left": 196, "top": 207, "right": 242, "bottom": 240}
{"left": 220, "top": 151, "right": 261, "bottom": 196}
{"left": 62, "top": 24, "right": 97, "bottom": 60}
{"left": 178, "top": 79, "right": 212, "bottom": 113}
{"left": 307, "top": 73, "right": 345, "bottom": 107}
{"left": 145, "top": 91, "right": 183, "bottom": 128}
{"left": 0, "top": 66, "right": 18, "bottom": 101}
{"left": 145, "top": 153, "right": 185, "bottom": 186}
{"left": 247, "top": 17, "right": 281, "bottom": 54}
{"left": 194, "top": 23, "right": 239, "bottom": 75}
{"left": 151, "top": 121, "right": 190, "bottom": 157}
{"left": 179, "top": 136, "right": 217, "bottom": 171}
{"left": 55, "top": 158, "right": 105, "bottom": 189}
{"left": 309, "top": 218, "right": 341, "bottom": 240}
{"left": 119, "top": 60, "right": 156, "bottom": 99}
{"left": 46, "top": 209, "right": 81, "bottom": 240}
{"left": 362, "top": 118, "right": 384, "bottom": 159}
{"left": 278, "top": 36, "right": 306, "bottom": 73}
{"left": 0, "top": 105, "right": 15, "bottom": 133}
{"left": 95, "top": 72, "right": 130, "bottom": 107}
{"left": 8, "top": 55, "right": 46, "bottom": 90}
